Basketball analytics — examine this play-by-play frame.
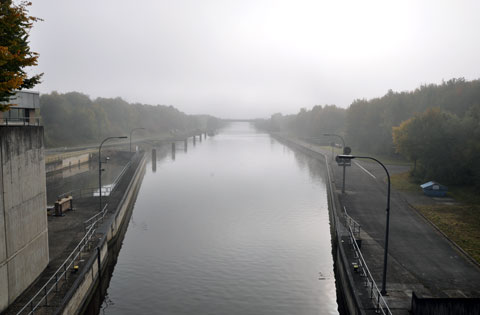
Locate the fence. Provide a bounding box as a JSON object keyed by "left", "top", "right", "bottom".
{"left": 344, "top": 207, "right": 392, "bottom": 315}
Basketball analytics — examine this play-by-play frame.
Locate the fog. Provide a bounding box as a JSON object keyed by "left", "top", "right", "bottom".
{"left": 28, "top": 0, "right": 480, "bottom": 118}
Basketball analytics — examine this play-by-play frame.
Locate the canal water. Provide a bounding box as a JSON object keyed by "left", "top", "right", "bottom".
{"left": 100, "top": 122, "right": 339, "bottom": 315}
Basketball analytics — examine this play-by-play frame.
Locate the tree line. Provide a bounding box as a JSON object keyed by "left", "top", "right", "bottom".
{"left": 40, "top": 91, "right": 222, "bottom": 147}
{"left": 0, "top": 1, "right": 42, "bottom": 110}
{"left": 256, "top": 78, "right": 480, "bottom": 188}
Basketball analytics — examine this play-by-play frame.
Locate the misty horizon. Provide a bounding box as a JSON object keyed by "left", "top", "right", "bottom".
{"left": 27, "top": 0, "right": 480, "bottom": 118}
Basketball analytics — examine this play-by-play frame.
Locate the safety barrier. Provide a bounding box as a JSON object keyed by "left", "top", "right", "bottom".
{"left": 346, "top": 221, "right": 392, "bottom": 315}
{"left": 15, "top": 225, "right": 97, "bottom": 315}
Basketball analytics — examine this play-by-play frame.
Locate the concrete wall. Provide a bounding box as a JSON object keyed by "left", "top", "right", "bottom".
{"left": 61, "top": 153, "right": 89, "bottom": 169}
{"left": 57, "top": 154, "right": 146, "bottom": 315}
{"left": 412, "top": 292, "right": 480, "bottom": 315}
{"left": 0, "top": 126, "right": 49, "bottom": 312}
{"left": 46, "top": 152, "right": 90, "bottom": 174}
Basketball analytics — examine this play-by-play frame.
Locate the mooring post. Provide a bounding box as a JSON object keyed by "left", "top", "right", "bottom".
{"left": 97, "top": 247, "right": 102, "bottom": 283}
{"left": 152, "top": 149, "right": 157, "bottom": 173}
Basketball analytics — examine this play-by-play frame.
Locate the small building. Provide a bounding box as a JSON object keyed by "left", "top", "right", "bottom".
{"left": 0, "top": 90, "right": 40, "bottom": 125}
{"left": 420, "top": 181, "right": 448, "bottom": 197}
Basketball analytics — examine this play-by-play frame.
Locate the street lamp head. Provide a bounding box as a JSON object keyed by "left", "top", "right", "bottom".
{"left": 338, "top": 154, "right": 355, "bottom": 159}
{"left": 118, "top": 136, "right": 128, "bottom": 139}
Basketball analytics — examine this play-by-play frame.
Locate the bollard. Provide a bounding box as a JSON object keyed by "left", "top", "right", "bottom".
{"left": 152, "top": 149, "right": 157, "bottom": 173}
{"left": 199, "top": 134, "right": 202, "bottom": 142}
{"left": 184, "top": 139, "right": 188, "bottom": 152}
{"left": 97, "top": 247, "right": 102, "bottom": 283}
{"left": 193, "top": 135, "right": 196, "bottom": 145}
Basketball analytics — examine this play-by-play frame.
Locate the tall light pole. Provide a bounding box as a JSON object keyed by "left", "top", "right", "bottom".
{"left": 338, "top": 154, "right": 391, "bottom": 296}
{"left": 130, "top": 128, "right": 146, "bottom": 152}
{"left": 324, "top": 133, "right": 348, "bottom": 193}
{"left": 99, "top": 136, "right": 127, "bottom": 213}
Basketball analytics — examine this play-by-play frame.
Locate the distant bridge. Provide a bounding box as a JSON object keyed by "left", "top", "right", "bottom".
{"left": 222, "top": 119, "right": 256, "bottom": 122}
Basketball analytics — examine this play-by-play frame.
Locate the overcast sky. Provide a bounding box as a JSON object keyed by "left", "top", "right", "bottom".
{"left": 28, "top": 0, "right": 480, "bottom": 118}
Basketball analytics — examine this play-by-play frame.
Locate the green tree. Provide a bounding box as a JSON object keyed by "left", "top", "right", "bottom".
{"left": 0, "top": 0, "right": 42, "bottom": 111}
{"left": 393, "top": 108, "right": 467, "bottom": 184}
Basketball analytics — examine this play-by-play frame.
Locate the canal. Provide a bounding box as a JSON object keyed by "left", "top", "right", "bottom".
{"left": 100, "top": 122, "right": 339, "bottom": 315}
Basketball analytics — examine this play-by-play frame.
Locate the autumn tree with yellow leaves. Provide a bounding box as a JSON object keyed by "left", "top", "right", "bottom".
{"left": 0, "top": 0, "right": 42, "bottom": 111}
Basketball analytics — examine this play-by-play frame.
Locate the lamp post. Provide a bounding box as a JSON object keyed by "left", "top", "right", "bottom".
{"left": 324, "top": 133, "right": 348, "bottom": 193}
{"left": 130, "top": 128, "right": 146, "bottom": 152}
{"left": 99, "top": 136, "right": 127, "bottom": 213}
{"left": 338, "top": 154, "right": 391, "bottom": 296}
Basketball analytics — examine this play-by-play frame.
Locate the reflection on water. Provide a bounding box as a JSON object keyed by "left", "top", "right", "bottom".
{"left": 101, "top": 122, "right": 339, "bottom": 315}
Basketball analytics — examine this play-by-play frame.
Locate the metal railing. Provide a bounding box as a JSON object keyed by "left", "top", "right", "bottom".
{"left": 347, "top": 224, "right": 392, "bottom": 315}
{"left": 344, "top": 206, "right": 361, "bottom": 239}
{"left": 16, "top": 224, "right": 97, "bottom": 315}
{"left": 57, "top": 160, "right": 132, "bottom": 201}
{"left": 57, "top": 187, "right": 98, "bottom": 200}
{"left": 111, "top": 160, "right": 131, "bottom": 188}
{"left": 17, "top": 158, "right": 135, "bottom": 314}
{"left": 84, "top": 203, "right": 109, "bottom": 232}
{"left": 1, "top": 117, "right": 41, "bottom": 126}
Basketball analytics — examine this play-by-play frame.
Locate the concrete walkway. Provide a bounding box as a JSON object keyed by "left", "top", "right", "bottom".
{"left": 298, "top": 138, "right": 480, "bottom": 313}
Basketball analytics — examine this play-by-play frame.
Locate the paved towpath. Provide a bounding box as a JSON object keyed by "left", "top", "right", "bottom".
{"left": 293, "top": 138, "right": 480, "bottom": 313}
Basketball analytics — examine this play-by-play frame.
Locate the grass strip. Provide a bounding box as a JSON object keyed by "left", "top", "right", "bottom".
{"left": 416, "top": 204, "right": 480, "bottom": 264}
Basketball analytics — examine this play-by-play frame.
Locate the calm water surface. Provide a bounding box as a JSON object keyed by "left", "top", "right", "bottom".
{"left": 102, "top": 123, "right": 338, "bottom": 315}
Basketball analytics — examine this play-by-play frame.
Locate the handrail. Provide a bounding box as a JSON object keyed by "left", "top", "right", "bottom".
{"left": 343, "top": 206, "right": 361, "bottom": 238}
{"left": 347, "top": 224, "right": 392, "bottom": 315}
{"left": 84, "top": 203, "right": 109, "bottom": 232}
{"left": 111, "top": 160, "right": 131, "bottom": 189}
{"left": 16, "top": 224, "right": 97, "bottom": 315}
{"left": 57, "top": 187, "right": 98, "bottom": 200}
{"left": 57, "top": 160, "right": 132, "bottom": 201}
{"left": 1, "top": 117, "right": 41, "bottom": 126}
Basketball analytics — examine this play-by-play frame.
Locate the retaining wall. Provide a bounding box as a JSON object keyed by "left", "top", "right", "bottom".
{"left": 54, "top": 152, "right": 147, "bottom": 315}
{"left": 0, "top": 127, "right": 49, "bottom": 312}
{"left": 46, "top": 153, "right": 90, "bottom": 174}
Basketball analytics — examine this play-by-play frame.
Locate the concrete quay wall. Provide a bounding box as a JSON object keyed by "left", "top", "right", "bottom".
{"left": 46, "top": 152, "right": 91, "bottom": 174}
{"left": 272, "top": 134, "right": 365, "bottom": 315}
{"left": 55, "top": 152, "right": 147, "bottom": 315}
{"left": 0, "top": 127, "right": 49, "bottom": 313}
